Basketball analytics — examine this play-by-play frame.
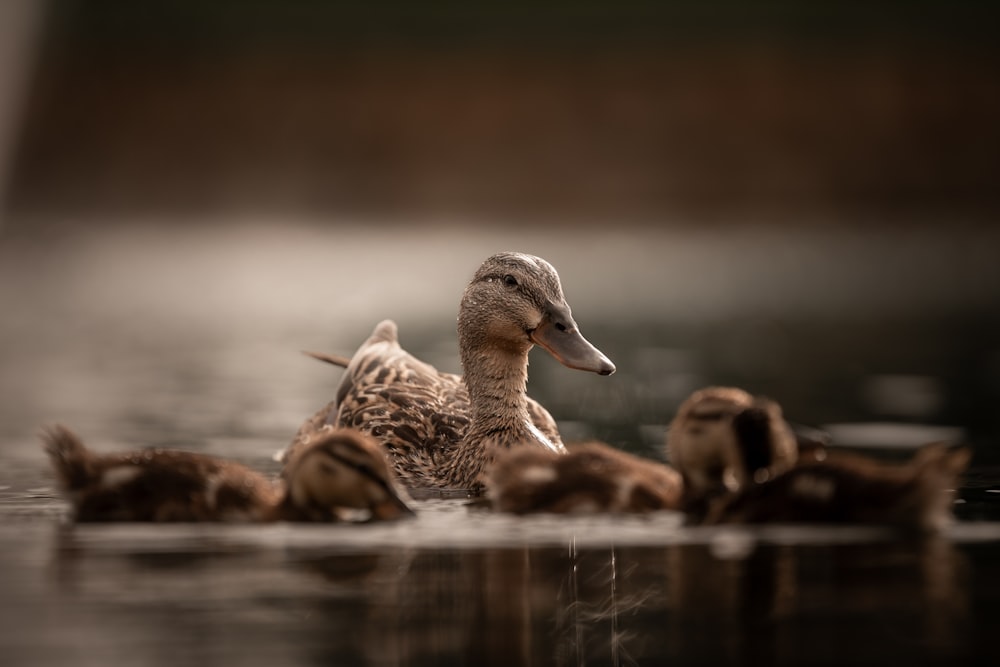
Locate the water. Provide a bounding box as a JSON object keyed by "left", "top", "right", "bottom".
{"left": 2, "top": 221, "right": 999, "bottom": 665}
{"left": 3, "top": 510, "right": 999, "bottom": 665}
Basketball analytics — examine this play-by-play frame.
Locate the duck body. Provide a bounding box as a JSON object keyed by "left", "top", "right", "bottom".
{"left": 288, "top": 320, "right": 499, "bottom": 489}
{"left": 705, "top": 442, "right": 971, "bottom": 532}
{"left": 485, "top": 441, "right": 684, "bottom": 515}
{"left": 284, "top": 252, "right": 615, "bottom": 491}
{"left": 44, "top": 425, "right": 413, "bottom": 522}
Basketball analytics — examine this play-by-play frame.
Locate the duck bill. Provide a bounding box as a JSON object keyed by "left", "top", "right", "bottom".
{"left": 371, "top": 489, "right": 416, "bottom": 521}
{"left": 530, "top": 314, "right": 616, "bottom": 376}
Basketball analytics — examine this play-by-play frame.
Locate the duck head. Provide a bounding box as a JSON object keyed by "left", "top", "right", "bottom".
{"left": 458, "top": 252, "right": 615, "bottom": 375}
{"left": 285, "top": 428, "right": 414, "bottom": 521}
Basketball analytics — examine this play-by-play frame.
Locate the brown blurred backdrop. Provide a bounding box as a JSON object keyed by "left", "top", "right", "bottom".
{"left": 2, "top": 1, "right": 999, "bottom": 226}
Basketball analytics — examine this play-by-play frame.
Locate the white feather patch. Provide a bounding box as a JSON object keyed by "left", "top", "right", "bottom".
{"left": 525, "top": 420, "right": 561, "bottom": 454}
{"left": 518, "top": 465, "right": 558, "bottom": 485}
{"left": 100, "top": 465, "right": 142, "bottom": 489}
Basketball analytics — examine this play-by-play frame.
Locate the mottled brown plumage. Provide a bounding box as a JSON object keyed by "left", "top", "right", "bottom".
{"left": 282, "top": 252, "right": 616, "bottom": 491}
{"left": 485, "top": 441, "right": 683, "bottom": 514}
{"left": 43, "top": 425, "right": 413, "bottom": 522}
{"left": 704, "top": 442, "right": 971, "bottom": 532}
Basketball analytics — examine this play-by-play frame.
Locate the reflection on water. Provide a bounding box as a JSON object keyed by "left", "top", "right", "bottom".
{"left": 0, "top": 512, "right": 993, "bottom": 666}
{"left": 1, "top": 222, "right": 999, "bottom": 664}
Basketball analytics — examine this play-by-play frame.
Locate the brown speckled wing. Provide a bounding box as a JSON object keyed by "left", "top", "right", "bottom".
{"left": 282, "top": 401, "right": 339, "bottom": 468}
{"left": 333, "top": 348, "right": 472, "bottom": 487}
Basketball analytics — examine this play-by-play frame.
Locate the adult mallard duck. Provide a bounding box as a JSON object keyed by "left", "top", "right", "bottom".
{"left": 281, "top": 252, "right": 616, "bottom": 491}
{"left": 704, "top": 438, "right": 971, "bottom": 532}
{"left": 484, "top": 441, "right": 683, "bottom": 514}
{"left": 43, "top": 424, "right": 413, "bottom": 522}
{"left": 665, "top": 386, "right": 798, "bottom": 507}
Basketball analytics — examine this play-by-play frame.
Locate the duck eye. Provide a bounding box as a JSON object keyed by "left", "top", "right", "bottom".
{"left": 503, "top": 274, "right": 518, "bottom": 287}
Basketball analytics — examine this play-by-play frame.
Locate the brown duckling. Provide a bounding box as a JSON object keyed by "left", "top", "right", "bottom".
{"left": 704, "top": 438, "right": 971, "bottom": 532}
{"left": 43, "top": 425, "right": 413, "bottom": 522}
{"left": 666, "top": 386, "right": 798, "bottom": 506}
{"left": 484, "top": 441, "right": 683, "bottom": 515}
{"left": 280, "top": 252, "right": 616, "bottom": 491}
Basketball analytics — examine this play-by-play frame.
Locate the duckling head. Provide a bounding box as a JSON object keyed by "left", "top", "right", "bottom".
{"left": 667, "top": 387, "right": 753, "bottom": 497}
{"left": 671, "top": 387, "right": 800, "bottom": 501}
{"left": 285, "top": 428, "right": 414, "bottom": 521}
{"left": 458, "top": 252, "right": 615, "bottom": 375}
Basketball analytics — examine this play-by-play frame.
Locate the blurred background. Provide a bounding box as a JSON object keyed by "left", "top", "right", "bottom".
{"left": 1, "top": 1, "right": 998, "bottom": 465}
{"left": 4, "top": 1, "right": 1000, "bottom": 223}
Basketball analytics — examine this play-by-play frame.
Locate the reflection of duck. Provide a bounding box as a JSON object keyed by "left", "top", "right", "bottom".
{"left": 705, "top": 440, "right": 971, "bottom": 531}
{"left": 43, "top": 425, "right": 413, "bottom": 522}
{"left": 281, "top": 252, "right": 616, "bottom": 491}
{"left": 485, "top": 441, "right": 683, "bottom": 514}
{"left": 666, "top": 386, "right": 797, "bottom": 505}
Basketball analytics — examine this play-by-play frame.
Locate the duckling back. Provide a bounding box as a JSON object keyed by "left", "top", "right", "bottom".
{"left": 41, "top": 425, "right": 281, "bottom": 522}
{"left": 705, "top": 442, "right": 971, "bottom": 532}
{"left": 486, "top": 441, "right": 683, "bottom": 514}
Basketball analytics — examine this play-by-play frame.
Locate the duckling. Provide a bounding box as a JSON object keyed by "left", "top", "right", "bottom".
{"left": 704, "top": 438, "right": 971, "bottom": 532}
{"left": 484, "top": 441, "right": 683, "bottom": 515}
{"left": 43, "top": 425, "right": 413, "bottom": 522}
{"left": 281, "top": 252, "right": 616, "bottom": 491}
{"left": 666, "top": 386, "right": 797, "bottom": 507}
{"left": 279, "top": 425, "right": 415, "bottom": 521}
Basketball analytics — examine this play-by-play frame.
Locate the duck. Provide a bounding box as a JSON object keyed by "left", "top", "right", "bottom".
{"left": 42, "top": 424, "right": 414, "bottom": 522}
{"left": 280, "top": 252, "right": 616, "bottom": 491}
{"left": 665, "top": 386, "right": 798, "bottom": 508}
{"left": 704, "top": 439, "right": 971, "bottom": 532}
{"left": 484, "top": 440, "right": 684, "bottom": 514}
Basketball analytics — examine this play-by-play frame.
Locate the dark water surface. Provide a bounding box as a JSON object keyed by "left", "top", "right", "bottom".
{"left": 3, "top": 511, "right": 1000, "bottom": 666}
{"left": 2, "top": 222, "right": 999, "bottom": 665}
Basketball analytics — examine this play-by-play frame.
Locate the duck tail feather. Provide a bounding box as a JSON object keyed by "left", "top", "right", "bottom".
{"left": 369, "top": 319, "right": 399, "bottom": 344}
{"left": 302, "top": 350, "right": 351, "bottom": 368}
{"left": 40, "top": 424, "right": 93, "bottom": 491}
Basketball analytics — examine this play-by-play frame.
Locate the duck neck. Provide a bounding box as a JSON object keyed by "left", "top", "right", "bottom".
{"left": 460, "top": 338, "right": 535, "bottom": 447}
